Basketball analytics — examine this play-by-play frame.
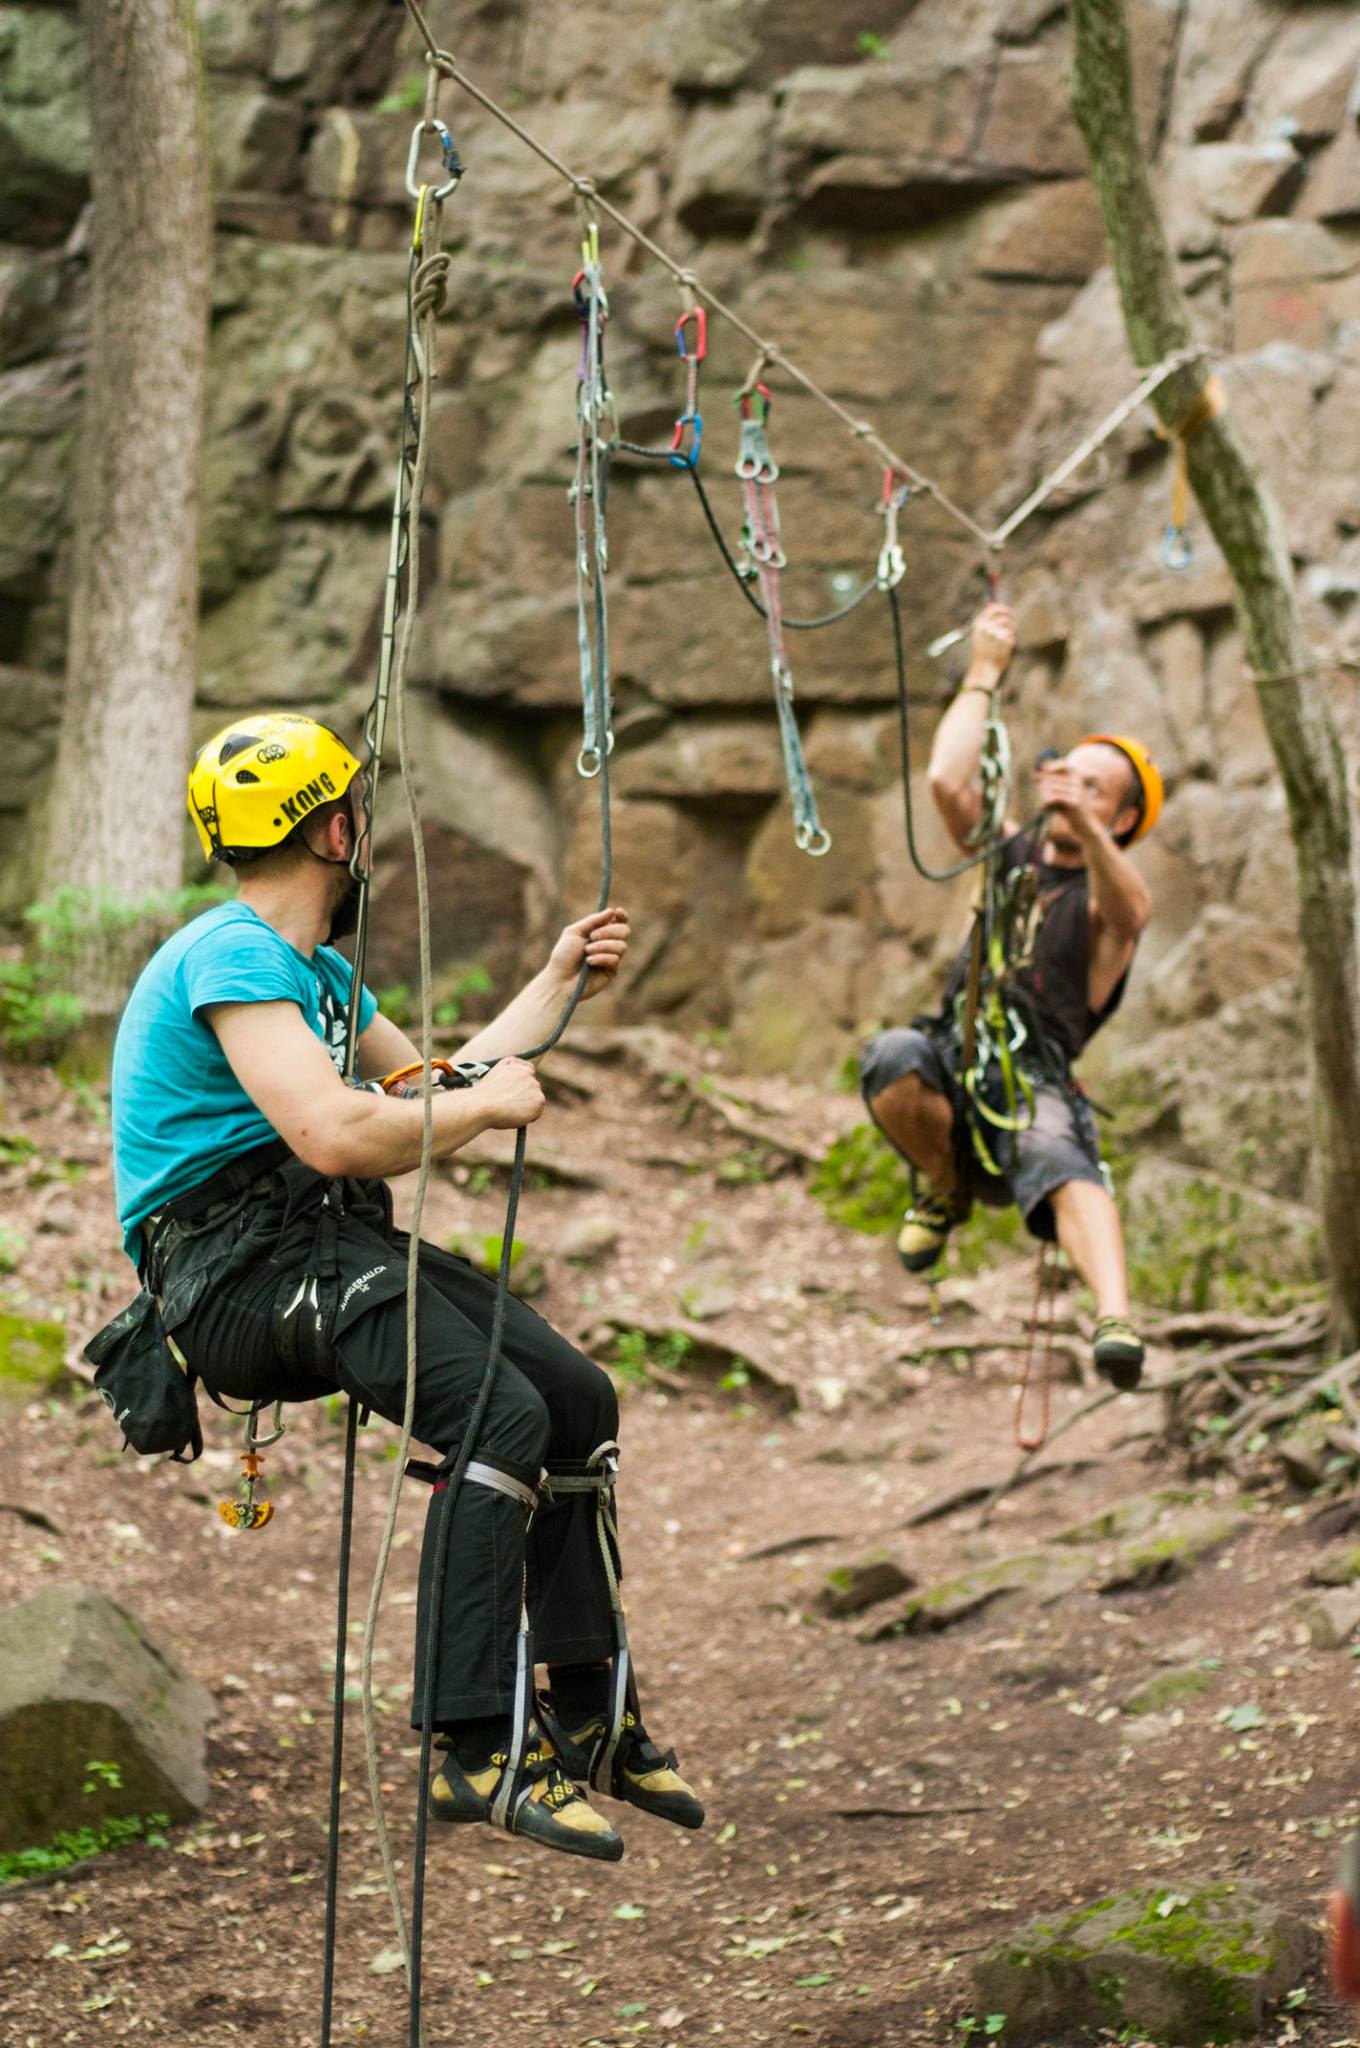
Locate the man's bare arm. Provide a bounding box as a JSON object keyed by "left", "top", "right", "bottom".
{"left": 460, "top": 908, "right": 630, "bottom": 1064}
{"left": 207, "top": 1002, "right": 544, "bottom": 1180}
{"left": 928, "top": 604, "right": 1017, "bottom": 851}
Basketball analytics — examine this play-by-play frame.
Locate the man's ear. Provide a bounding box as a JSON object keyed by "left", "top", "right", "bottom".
{"left": 1111, "top": 805, "right": 1140, "bottom": 846}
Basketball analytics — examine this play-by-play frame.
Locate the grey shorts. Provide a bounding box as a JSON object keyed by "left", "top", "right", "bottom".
{"left": 859, "top": 1026, "right": 1106, "bottom": 1244}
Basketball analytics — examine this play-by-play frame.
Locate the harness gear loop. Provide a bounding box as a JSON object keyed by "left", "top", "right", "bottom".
{"left": 1156, "top": 372, "right": 1226, "bottom": 570}
{"left": 733, "top": 386, "right": 832, "bottom": 855}
{"left": 1014, "top": 1244, "right": 1059, "bottom": 1454}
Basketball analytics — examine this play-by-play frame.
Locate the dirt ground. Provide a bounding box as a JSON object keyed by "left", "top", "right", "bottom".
{"left": 0, "top": 1037, "right": 1357, "bottom": 2048}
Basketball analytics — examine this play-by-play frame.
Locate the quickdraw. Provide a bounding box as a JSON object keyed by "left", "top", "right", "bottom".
{"left": 572, "top": 219, "right": 617, "bottom": 779}
{"left": 734, "top": 383, "right": 831, "bottom": 856}
{"left": 876, "top": 469, "right": 909, "bottom": 591}
{"left": 669, "top": 306, "right": 705, "bottom": 470}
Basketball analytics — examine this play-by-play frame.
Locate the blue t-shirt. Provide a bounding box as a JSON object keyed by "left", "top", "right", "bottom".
{"left": 111, "top": 901, "right": 377, "bottom": 1260}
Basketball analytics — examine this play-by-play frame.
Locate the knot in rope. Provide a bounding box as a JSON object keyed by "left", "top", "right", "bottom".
{"left": 412, "top": 251, "right": 451, "bottom": 322}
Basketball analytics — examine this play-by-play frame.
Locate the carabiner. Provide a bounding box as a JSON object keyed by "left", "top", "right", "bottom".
{"left": 797, "top": 824, "right": 833, "bottom": 857}
{"left": 576, "top": 730, "right": 616, "bottom": 779}
{"left": 1161, "top": 522, "right": 1193, "bottom": 571}
{"left": 669, "top": 411, "right": 703, "bottom": 469}
{"left": 405, "top": 117, "right": 464, "bottom": 202}
{"left": 675, "top": 307, "right": 707, "bottom": 362}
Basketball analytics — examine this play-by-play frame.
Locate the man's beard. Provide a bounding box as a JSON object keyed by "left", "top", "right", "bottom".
{"left": 326, "top": 869, "right": 362, "bottom": 943}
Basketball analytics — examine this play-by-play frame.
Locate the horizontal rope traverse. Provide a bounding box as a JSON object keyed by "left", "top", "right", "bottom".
{"left": 399, "top": 0, "right": 1203, "bottom": 561}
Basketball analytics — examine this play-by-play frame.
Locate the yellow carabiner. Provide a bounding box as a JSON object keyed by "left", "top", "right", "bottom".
{"left": 412, "top": 183, "right": 430, "bottom": 254}
{"left": 580, "top": 220, "right": 600, "bottom": 272}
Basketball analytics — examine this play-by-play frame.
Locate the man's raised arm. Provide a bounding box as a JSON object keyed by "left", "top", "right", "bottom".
{"left": 927, "top": 603, "right": 1017, "bottom": 851}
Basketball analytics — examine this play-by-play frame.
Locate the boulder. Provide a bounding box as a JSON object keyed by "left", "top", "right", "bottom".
{"left": 1308, "top": 1544, "right": 1360, "bottom": 1588}
{"left": 0, "top": 7, "right": 90, "bottom": 243}
{"left": 0, "top": 1585, "right": 213, "bottom": 1854}
{"left": 972, "top": 1880, "right": 1310, "bottom": 2045}
{"left": 1296, "top": 1586, "right": 1360, "bottom": 1651}
{"left": 1121, "top": 1662, "right": 1215, "bottom": 1716}
{"left": 814, "top": 1554, "right": 914, "bottom": 1619}
{"left": 671, "top": 98, "right": 772, "bottom": 235}
{"left": 555, "top": 1217, "right": 621, "bottom": 1264}
{"left": 973, "top": 180, "right": 1108, "bottom": 284}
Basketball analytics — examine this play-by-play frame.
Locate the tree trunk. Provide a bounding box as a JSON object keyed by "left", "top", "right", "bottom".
{"left": 42, "top": 0, "right": 212, "bottom": 1013}
{"left": 1069, "top": 0, "right": 1360, "bottom": 1346}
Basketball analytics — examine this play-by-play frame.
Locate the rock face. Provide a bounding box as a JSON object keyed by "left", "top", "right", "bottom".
{"left": 0, "top": 1585, "right": 214, "bottom": 1853}
{"left": 1, "top": 0, "right": 1356, "bottom": 1288}
{"left": 972, "top": 1881, "right": 1311, "bottom": 2045}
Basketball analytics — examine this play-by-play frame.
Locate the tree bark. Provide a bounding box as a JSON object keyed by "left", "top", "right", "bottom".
{"left": 42, "top": 0, "right": 212, "bottom": 1010}
{"left": 1069, "top": 0, "right": 1360, "bottom": 1346}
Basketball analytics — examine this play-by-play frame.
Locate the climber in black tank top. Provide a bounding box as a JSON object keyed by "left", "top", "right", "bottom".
{"left": 859, "top": 601, "right": 1161, "bottom": 1391}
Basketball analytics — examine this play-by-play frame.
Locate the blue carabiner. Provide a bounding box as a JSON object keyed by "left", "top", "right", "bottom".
{"left": 669, "top": 411, "right": 703, "bottom": 470}
{"left": 1161, "top": 522, "right": 1193, "bottom": 571}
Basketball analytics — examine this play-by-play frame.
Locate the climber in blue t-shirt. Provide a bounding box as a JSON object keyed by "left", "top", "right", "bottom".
{"left": 98, "top": 711, "right": 701, "bottom": 1864}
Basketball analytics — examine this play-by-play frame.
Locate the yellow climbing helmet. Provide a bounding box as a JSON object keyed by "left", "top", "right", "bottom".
{"left": 187, "top": 713, "right": 361, "bottom": 864}
{"left": 1077, "top": 732, "right": 1164, "bottom": 843}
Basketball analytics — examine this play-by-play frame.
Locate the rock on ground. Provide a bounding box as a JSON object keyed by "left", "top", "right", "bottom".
{"left": 0, "top": 1584, "right": 214, "bottom": 1854}
{"left": 972, "top": 1880, "right": 1311, "bottom": 2045}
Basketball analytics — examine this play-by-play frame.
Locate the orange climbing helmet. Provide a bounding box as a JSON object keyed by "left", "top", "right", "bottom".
{"left": 1077, "top": 732, "right": 1164, "bottom": 843}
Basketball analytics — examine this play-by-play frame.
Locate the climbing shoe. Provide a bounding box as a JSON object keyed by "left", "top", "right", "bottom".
{"left": 428, "top": 1729, "right": 623, "bottom": 1862}
{"left": 542, "top": 1704, "right": 705, "bottom": 1832}
{"left": 1093, "top": 1316, "right": 1145, "bottom": 1392}
{"left": 897, "top": 1186, "right": 965, "bottom": 1275}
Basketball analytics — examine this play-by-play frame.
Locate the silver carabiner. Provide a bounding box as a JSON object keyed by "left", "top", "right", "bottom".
{"left": 797, "top": 823, "right": 833, "bottom": 857}
{"left": 246, "top": 1399, "right": 286, "bottom": 1452}
{"left": 405, "top": 118, "right": 463, "bottom": 201}
{"left": 577, "top": 730, "right": 616, "bottom": 779}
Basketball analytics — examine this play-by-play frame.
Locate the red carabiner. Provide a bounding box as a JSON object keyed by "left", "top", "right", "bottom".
{"left": 675, "top": 307, "right": 707, "bottom": 362}
{"left": 737, "top": 380, "right": 773, "bottom": 423}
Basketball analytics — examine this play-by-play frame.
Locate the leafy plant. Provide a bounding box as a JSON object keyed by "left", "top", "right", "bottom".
{"left": 0, "top": 1810, "right": 169, "bottom": 1886}
{"left": 607, "top": 1327, "right": 694, "bottom": 1387}
{"left": 0, "top": 882, "right": 228, "bottom": 1060}
{"left": 854, "top": 28, "right": 891, "bottom": 58}
{"left": 377, "top": 71, "right": 425, "bottom": 113}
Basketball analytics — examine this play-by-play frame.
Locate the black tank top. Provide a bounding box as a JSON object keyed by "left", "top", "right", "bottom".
{"left": 937, "top": 829, "right": 1131, "bottom": 1066}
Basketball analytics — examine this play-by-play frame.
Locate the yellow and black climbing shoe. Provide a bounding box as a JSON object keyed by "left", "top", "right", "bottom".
{"left": 546, "top": 1707, "right": 705, "bottom": 1831}
{"left": 897, "top": 1187, "right": 964, "bottom": 1275}
{"left": 428, "top": 1731, "right": 624, "bottom": 1862}
{"left": 1093, "top": 1316, "right": 1145, "bottom": 1391}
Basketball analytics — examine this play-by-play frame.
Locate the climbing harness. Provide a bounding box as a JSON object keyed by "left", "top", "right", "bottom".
{"left": 217, "top": 1399, "right": 284, "bottom": 1530}
{"left": 734, "top": 383, "right": 831, "bottom": 856}
{"left": 572, "top": 217, "right": 617, "bottom": 778}
{"left": 1156, "top": 372, "right": 1227, "bottom": 570}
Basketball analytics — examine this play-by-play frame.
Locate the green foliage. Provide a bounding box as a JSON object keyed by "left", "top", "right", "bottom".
{"left": 0, "top": 883, "right": 227, "bottom": 1060}
{"left": 715, "top": 1147, "right": 774, "bottom": 1186}
{"left": 81, "top": 1759, "right": 122, "bottom": 1794}
{"left": 0, "top": 1809, "right": 170, "bottom": 1886}
{"left": 608, "top": 1327, "right": 694, "bottom": 1387}
{"left": 854, "top": 29, "right": 891, "bottom": 58}
{"left": 377, "top": 72, "right": 425, "bottom": 113}
{"left": 812, "top": 1124, "right": 913, "bottom": 1234}
{"left": 0, "top": 1223, "right": 26, "bottom": 1274}
{"left": 377, "top": 964, "right": 493, "bottom": 1032}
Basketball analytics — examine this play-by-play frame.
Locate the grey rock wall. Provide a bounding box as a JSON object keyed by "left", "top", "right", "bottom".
{"left": 1, "top": 0, "right": 1358, "bottom": 1218}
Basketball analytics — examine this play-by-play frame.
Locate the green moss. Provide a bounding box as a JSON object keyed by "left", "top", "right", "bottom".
{"left": 0, "top": 1306, "right": 64, "bottom": 1393}
{"left": 1122, "top": 1664, "right": 1214, "bottom": 1716}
